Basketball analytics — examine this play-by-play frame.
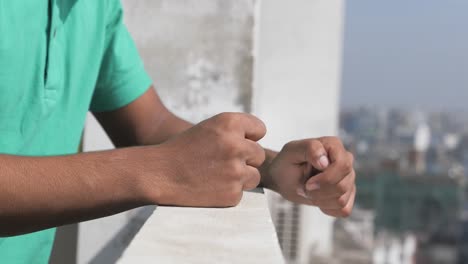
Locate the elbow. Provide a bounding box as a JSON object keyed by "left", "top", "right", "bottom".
{"left": 0, "top": 228, "right": 36, "bottom": 238}
{"left": 0, "top": 229, "right": 22, "bottom": 238}
{"left": 0, "top": 218, "right": 30, "bottom": 238}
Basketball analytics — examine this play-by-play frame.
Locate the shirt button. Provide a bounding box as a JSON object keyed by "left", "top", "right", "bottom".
{"left": 53, "top": 29, "right": 57, "bottom": 38}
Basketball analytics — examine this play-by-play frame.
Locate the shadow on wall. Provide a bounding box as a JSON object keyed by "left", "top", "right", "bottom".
{"left": 49, "top": 206, "right": 155, "bottom": 264}
{"left": 88, "top": 206, "right": 156, "bottom": 264}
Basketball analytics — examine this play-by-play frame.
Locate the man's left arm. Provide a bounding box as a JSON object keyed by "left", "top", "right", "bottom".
{"left": 94, "top": 86, "right": 192, "bottom": 147}
{"left": 94, "top": 87, "right": 356, "bottom": 217}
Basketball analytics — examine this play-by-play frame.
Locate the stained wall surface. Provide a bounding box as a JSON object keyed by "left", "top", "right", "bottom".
{"left": 77, "top": 1, "right": 256, "bottom": 263}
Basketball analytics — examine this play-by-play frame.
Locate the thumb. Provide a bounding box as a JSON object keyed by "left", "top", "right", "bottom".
{"left": 283, "top": 139, "right": 330, "bottom": 171}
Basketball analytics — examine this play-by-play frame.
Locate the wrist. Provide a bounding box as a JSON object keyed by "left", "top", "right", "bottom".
{"left": 259, "top": 149, "right": 279, "bottom": 191}
{"left": 104, "top": 147, "right": 157, "bottom": 206}
{"left": 120, "top": 146, "right": 180, "bottom": 206}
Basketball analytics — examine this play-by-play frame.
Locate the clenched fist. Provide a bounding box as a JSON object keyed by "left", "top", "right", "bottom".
{"left": 265, "top": 137, "right": 356, "bottom": 217}
{"left": 139, "top": 112, "right": 266, "bottom": 207}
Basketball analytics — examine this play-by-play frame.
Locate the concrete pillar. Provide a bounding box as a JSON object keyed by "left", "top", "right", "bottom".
{"left": 252, "top": 0, "right": 344, "bottom": 262}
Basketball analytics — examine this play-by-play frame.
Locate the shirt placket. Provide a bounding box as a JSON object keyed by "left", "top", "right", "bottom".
{"left": 44, "top": 0, "right": 63, "bottom": 112}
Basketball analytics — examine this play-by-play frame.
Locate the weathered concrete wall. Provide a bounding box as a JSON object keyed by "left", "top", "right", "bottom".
{"left": 122, "top": 0, "right": 255, "bottom": 122}
{"left": 76, "top": 1, "right": 256, "bottom": 264}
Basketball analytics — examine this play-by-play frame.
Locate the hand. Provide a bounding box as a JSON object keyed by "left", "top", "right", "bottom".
{"left": 266, "top": 137, "right": 356, "bottom": 217}
{"left": 140, "top": 113, "right": 266, "bottom": 207}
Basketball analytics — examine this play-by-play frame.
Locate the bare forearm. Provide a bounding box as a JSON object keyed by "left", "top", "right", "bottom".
{"left": 139, "top": 110, "right": 193, "bottom": 145}
{"left": 0, "top": 148, "right": 150, "bottom": 237}
{"left": 94, "top": 87, "right": 193, "bottom": 147}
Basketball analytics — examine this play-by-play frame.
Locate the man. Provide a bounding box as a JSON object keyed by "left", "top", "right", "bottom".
{"left": 0, "top": 0, "right": 356, "bottom": 263}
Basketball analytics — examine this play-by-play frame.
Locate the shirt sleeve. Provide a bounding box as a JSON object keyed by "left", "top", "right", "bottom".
{"left": 90, "top": 0, "right": 152, "bottom": 112}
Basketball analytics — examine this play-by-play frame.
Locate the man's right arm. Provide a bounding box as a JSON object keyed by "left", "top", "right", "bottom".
{"left": 0, "top": 113, "right": 266, "bottom": 237}
{"left": 0, "top": 148, "right": 150, "bottom": 237}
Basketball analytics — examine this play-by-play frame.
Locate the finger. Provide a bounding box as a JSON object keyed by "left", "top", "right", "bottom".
{"left": 213, "top": 112, "right": 267, "bottom": 141}
{"left": 294, "top": 188, "right": 318, "bottom": 206}
{"left": 237, "top": 113, "right": 267, "bottom": 141}
{"left": 282, "top": 139, "right": 329, "bottom": 170}
{"left": 310, "top": 183, "right": 354, "bottom": 209}
{"left": 320, "top": 184, "right": 356, "bottom": 218}
{"left": 305, "top": 170, "right": 355, "bottom": 199}
{"left": 306, "top": 151, "right": 354, "bottom": 189}
{"left": 243, "top": 140, "right": 266, "bottom": 168}
{"left": 318, "top": 137, "right": 345, "bottom": 163}
{"left": 242, "top": 166, "right": 262, "bottom": 191}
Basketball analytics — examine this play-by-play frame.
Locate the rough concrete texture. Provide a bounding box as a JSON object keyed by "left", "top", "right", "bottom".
{"left": 122, "top": 0, "right": 256, "bottom": 122}
{"left": 118, "top": 191, "right": 284, "bottom": 264}
{"left": 77, "top": 1, "right": 257, "bottom": 263}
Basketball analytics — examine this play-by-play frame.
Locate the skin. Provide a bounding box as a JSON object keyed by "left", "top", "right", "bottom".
{"left": 0, "top": 87, "right": 355, "bottom": 237}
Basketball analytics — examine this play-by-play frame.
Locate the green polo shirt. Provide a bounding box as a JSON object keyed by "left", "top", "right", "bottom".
{"left": 0, "top": 0, "right": 152, "bottom": 262}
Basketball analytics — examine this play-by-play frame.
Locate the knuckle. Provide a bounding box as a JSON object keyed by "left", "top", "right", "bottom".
{"left": 348, "top": 152, "right": 355, "bottom": 164}
{"left": 216, "top": 112, "right": 233, "bottom": 121}
{"left": 283, "top": 140, "right": 298, "bottom": 151}
{"left": 345, "top": 160, "right": 354, "bottom": 173}
{"left": 229, "top": 162, "right": 244, "bottom": 179}
{"left": 339, "top": 155, "right": 354, "bottom": 173}
{"left": 336, "top": 181, "right": 348, "bottom": 195}
{"left": 337, "top": 195, "right": 348, "bottom": 208}
{"left": 250, "top": 115, "right": 267, "bottom": 136}
{"left": 253, "top": 173, "right": 261, "bottom": 187}
{"left": 306, "top": 140, "right": 324, "bottom": 158}
{"left": 318, "top": 136, "right": 329, "bottom": 141}
{"left": 259, "top": 153, "right": 266, "bottom": 166}
{"left": 216, "top": 113, "right": 238, "bottom": 129}
{"left": 225, "top": 188, "right": 243, "bottom": 206}
{"left": 232, "top": 194, "right": 243, "bottom": 206}
{"left": 331, "top": 137, "right": 343, "bottom": 146}
{"left": 320, "top": 136, "right": 336, "bottom": 143}
{"left": 255, "top": 144, "right": 266, "bottom": 164}
{"left": 340, "top": 206, "right": 352, "bottom": 218}
{"left": 351, "top": 170, "right": 357, "bottom": 182}
{"left": 223, "top": 139, "right": 241, "bottom": 157}
{"left": 321, "top": 176, "right": 335, "bottom": 185}
{"left": 259, "top": 121, "right": 267, "bottom": 137}
{"left": 244, "top": 173, "right": 261, "bottom": 190}
{"left": 325, "top": 136, "right": 344, "bottom": 148}
{"left": 259, "top": 145, "right": 266, "bottom": 159}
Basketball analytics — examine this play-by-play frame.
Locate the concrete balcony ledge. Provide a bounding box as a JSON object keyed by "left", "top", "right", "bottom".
{"left": 118, "top": 190, "right": 284, "bottom": 264}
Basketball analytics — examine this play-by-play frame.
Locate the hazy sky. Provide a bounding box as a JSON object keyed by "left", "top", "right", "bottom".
{"left": 341, "top": 0, "right": 468, "bottom": 111}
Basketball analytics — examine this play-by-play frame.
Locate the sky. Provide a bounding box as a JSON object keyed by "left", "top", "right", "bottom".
{"left": 341, "top": 0, "right": 468, "bottom": 111}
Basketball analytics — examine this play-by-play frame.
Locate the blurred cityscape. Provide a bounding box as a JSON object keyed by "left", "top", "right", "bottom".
{"left": 330, "top": 107, "right": 468, "bottom": 264}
